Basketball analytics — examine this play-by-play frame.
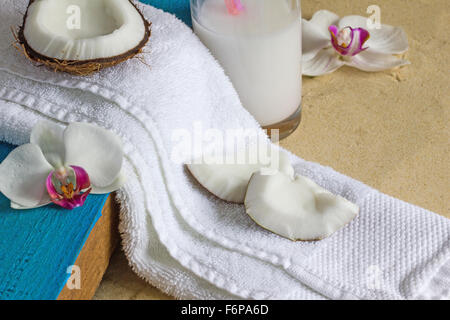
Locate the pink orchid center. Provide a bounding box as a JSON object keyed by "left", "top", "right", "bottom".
{"left": 329, "top": 25, "right": 370, "bottom": 57}
{"left": 336, "top": 27, "right": 352, "bottom": 48}
{"left": 46, "top": 165, "right": 92, "bottom": 210}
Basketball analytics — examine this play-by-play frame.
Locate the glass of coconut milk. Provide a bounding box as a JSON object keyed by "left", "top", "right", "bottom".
{"left": 191, "top": 0, "right": 302, "bottom": 139}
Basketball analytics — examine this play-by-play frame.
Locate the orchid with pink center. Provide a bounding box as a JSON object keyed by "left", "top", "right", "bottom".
{"left": 0, "top": 121, "right": 126, "bottom": 210}
{"left": 302, "top": 10, "right": 410, "bottom": 76}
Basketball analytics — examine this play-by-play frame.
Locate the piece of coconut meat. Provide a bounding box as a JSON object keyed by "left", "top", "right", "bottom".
{"left": 245, "top": 171, "right": 359, "bottom": 241}
{"left": 187, "top": 150, "right": 294, "bottom": 203}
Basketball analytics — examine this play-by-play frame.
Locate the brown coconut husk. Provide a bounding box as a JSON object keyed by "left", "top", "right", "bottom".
{"left": 13, "top": 0, "right": 151, "bottom": 76}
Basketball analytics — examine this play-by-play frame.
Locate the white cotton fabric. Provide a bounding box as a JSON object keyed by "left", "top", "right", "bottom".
{"left": 0, "top": 0, "right": 448, "bottom": 300}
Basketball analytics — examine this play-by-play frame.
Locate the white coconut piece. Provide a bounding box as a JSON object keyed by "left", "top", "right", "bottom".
{"left": 245, "top": 171, "right": 359, "bottom": 241}
{"left": 187, "top": 150, "right": 294, "bottom": 203}
{"left": 23, "top": 0, "right": 147, "bottom": 61}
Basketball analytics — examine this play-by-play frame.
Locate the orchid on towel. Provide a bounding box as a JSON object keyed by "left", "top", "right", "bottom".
{"left": 302, "top": 10, "right": 410, "bottom": 76}
{"left": 0, "top": 121, "right": 126, "bottom": 210}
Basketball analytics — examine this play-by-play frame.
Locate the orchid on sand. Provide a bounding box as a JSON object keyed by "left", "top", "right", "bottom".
{"left": 0, "top": 121, "right": 126, "bottom": 210}
{"left": 302, "top": 10, "right": 410, "bottom": 76}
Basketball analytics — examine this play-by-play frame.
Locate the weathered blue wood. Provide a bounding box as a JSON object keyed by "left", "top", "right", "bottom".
{"left": 141, "top": 0, "right": 192, "bottom": 26}
{"left": 0, "top": 142, "right": 109, "bottom": 300}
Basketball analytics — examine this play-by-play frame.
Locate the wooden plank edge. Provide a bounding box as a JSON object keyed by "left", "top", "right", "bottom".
{"left": 58, "top": 194, "right": 120, "bottom": 300}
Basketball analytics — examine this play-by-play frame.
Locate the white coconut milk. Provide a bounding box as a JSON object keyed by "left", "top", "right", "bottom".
{"left": 192, "top": 0, "right": 302, "bottom": 126}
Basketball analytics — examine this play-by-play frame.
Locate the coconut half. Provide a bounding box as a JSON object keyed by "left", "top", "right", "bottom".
{"left": 245, "top": 171, "right": 359, "bottom": 241}
{"left": 16, "top": 0, "right": 151, "bottom": 75}
{"left": 187, "top": 150, "right": 294, "bottom": 203}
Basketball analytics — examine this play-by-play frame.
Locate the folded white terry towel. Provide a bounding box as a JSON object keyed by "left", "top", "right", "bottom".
{"left": 0, "top": 0, "right": 449, "bottom": 300}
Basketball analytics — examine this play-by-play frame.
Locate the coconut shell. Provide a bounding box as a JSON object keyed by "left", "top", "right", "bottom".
{"left": 14, "top": 0, "right": 151, "bottom": 76}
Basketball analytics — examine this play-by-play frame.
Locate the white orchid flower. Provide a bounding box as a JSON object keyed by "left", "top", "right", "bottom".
{"left": 302, "top": 10, "right": 410, "bottom": 76}
{"left": 0, "top": 121, "right": 126, "bottom": 210}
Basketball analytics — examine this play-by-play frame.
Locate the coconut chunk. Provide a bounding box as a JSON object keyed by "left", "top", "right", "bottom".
{"left": 187, "top": 149, "right": 294, "bottom": 203}
{"left": 17, "top": 0, "right": 151, "bottom": 75}
{"left": 244, "top": 171, "right": 359, "bottom": 241}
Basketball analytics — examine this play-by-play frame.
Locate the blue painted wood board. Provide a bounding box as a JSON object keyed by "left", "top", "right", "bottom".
{"left": 0, "top": 142, "right": 110, "bottom": 300}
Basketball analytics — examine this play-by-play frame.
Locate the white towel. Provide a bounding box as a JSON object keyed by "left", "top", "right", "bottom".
{"left": 0, "top": 0, "right": 449, "bottom": 300}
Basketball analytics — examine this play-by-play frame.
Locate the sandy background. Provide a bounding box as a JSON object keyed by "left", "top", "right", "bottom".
{"left": 94, "top": 0, "right": 449, "bottom": 299}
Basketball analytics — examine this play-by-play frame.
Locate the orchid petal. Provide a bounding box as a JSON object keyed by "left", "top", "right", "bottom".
{"left": 30, "top": 121, "right": 65, "bottom": 169}
{"left": 309, "top": 10, "right": 340, "bottom": 36}
{"left": 71, "top": 165, "right": 91, "bottom": 191}
{"left": 10, "top": 200, "right": 52, "bottom": 210}
{"left": 52, "top": 189, "right": 91, "bottom": 210}
{"left": 11, "top": 199, "right": 51, "bottom": 210}
{"left": 345, "top": 50, "right": 410, "bottom": 72}
{"left": 64, "top": 123, "right": 123, "bottom": 188}
{"left": 46, "top": 172, "right": 60, "bottom": 200}
{"left": 302, "top": 19, "right": 331, "bottom": 61}
{"left": 91, "top": 169, "right": 126, "bottom": 194}
{"left": 339, "top": 15, "right": 409, "bottom": 54}
{"left": 0, "top": 144, "right": 52, "bottom": 207}
{"left": 302, "top": 47, "right": 344, "bottom": 76}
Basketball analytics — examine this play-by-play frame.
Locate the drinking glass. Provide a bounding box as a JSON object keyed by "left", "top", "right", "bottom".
{"left": 191, "top": 0, "right": 302, "bottom": 139}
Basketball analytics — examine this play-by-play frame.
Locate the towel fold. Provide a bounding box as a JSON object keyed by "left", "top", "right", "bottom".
{"left": 0, "top": 0, "right": 448, "bottom": 300}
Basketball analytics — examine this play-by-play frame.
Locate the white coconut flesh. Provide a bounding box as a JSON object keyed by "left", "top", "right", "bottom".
{"left": 187, "top": 150, "right": 294, "bottom": 203}
{"left": 23, "top": 0, "right": 147, "bottom": 61}
{"left": 245, "top": 171, "right": 359, "bottom": 241}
